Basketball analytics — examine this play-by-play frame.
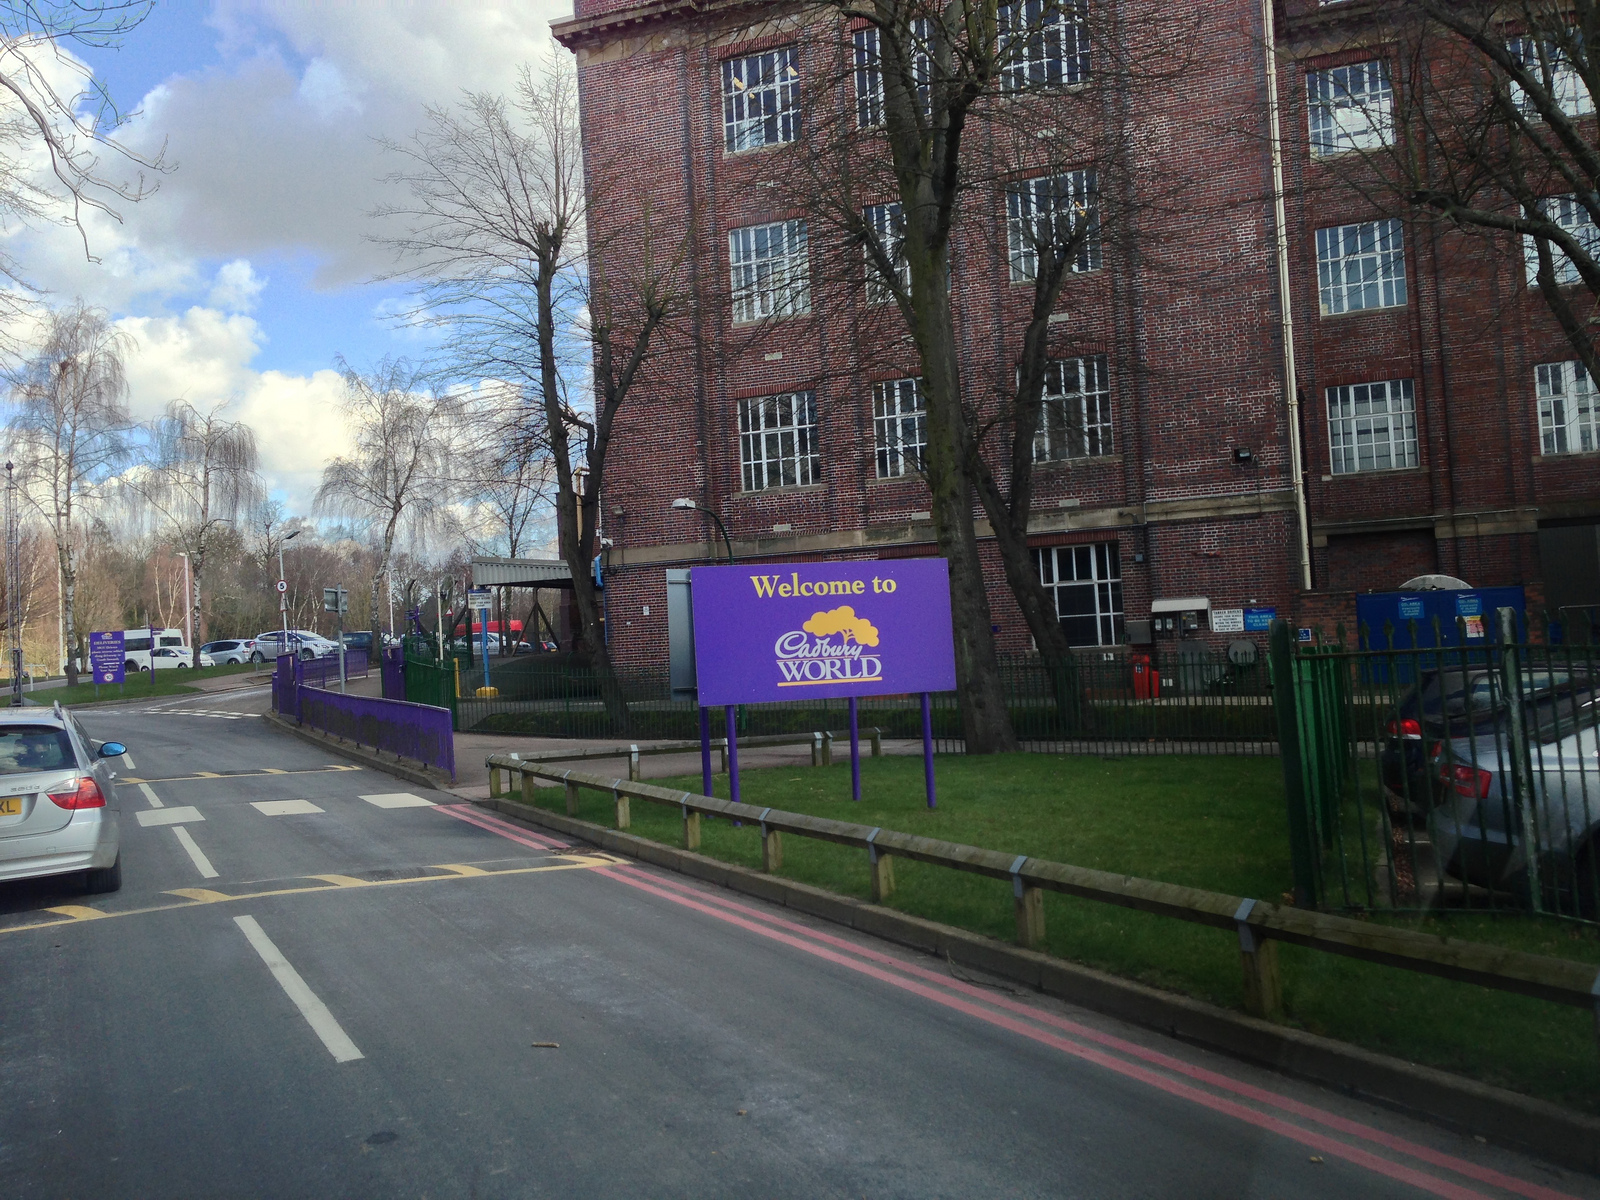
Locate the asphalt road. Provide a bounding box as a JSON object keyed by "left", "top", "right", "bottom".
{"left": 0, "top": 688, "right": 1593, "bottom": 1198}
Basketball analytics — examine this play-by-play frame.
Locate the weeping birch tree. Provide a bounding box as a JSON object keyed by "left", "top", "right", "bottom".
{"left": 5, "top": 302, "right": 131, "bottom": 683}
{"left": 140, "top": 400, "right": 264, "bottom": 666}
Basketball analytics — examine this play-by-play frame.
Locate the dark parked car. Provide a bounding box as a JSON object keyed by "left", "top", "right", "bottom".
{"left": 1380, "top": 666, "right": 1600, "bottom": 914}
{"left": 340, "top": 632, "right": 374, "bottom": 653}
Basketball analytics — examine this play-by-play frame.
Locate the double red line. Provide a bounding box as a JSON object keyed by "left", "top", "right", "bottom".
{"left": 442, "top": 803, "right": 1580, "bottom": 1200}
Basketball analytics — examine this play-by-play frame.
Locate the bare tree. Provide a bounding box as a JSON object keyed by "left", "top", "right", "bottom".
{"left": 457, "top": 382, "right": 553, "bottom": 559}
{"left": 376, "top": 55, "right": 678, "bottom": 731}
{"left": 315, "top": 357, "right": 455, "bottom": 658}
{"left": 5, "top": 301, "right": 130, "bottom": 683}
{"left": 138, "top": 400, "right": 264, "bottom": 664}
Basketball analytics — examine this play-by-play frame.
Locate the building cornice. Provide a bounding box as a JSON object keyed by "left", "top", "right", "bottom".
{"left": 552, "top": 0, "right": 786, "bottom": 50}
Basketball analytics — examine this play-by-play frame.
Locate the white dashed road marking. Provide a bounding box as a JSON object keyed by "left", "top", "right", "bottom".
{"left": 234, "top": 916, "right": 364, "bottom": 1064}
{"left": 136, "top": 806, "right": 204, "bottom": 827}
{"left": 359, "top": 793, "right": 434, "bottom": 809}
{"left": 138, "top": 783, "right": 163, "bottom": 809}
{"left": 171, "top": 827, "right": 218, "bottom": 879}
{"left": 251, "top": 799, "right": 324, "bottom": 816}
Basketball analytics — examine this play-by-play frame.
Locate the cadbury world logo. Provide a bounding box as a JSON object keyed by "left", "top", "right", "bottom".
{"left": 773, "top": 606, "right": 885, "bottom": 687}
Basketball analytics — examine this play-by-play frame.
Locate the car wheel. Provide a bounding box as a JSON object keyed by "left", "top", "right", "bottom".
{"left": 250, "top": 651, "right": 264, "bottom": 663}
{"left": 84, "top": 854, "right": 122, "bottom": 895}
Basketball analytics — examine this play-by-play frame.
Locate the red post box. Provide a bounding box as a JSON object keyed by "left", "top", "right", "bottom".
{"left": 1131, "top": 653, "right": 1160, "bottom": 700}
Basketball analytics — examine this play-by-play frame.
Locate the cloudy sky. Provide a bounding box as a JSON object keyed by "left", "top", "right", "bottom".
{"left": 11, "top": 0, "right": 570, "bottom": 514}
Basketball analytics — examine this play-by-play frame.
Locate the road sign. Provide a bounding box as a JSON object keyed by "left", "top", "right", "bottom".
{"left": 467, "top": 587, "right": 492, "bottom": 606}
{"left": 323, "top": 587, "right": 348, "bottom": 614}
{"left": 276, "top": 579, "right": 288, "bottom": 593}
{"left": 88, "top": 631, "right": 125, "bottom": 685}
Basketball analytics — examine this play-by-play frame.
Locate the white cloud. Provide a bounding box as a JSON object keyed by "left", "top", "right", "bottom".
{"left": 208, "top": 259, "right": 266, "bottom": 312}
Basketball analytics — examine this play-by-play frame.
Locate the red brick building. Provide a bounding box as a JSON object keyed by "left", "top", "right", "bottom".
{"left": 554, "top": 0, "right": 1600, "bottom": 667}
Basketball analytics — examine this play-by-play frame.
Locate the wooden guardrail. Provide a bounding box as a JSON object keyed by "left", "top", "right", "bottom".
{"left": 486, "top": 756, "right": 1600, "bottom": 1035}
{"left": 489, "top": 728, "right": 883, "bottom": 782}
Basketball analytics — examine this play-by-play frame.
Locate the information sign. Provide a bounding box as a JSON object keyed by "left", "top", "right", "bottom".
{"left": 690, "top": 559, "right": 957, "bottom": 706}
{"left": 1243, "top": 606, "right": 1277, "bottom": 632}
{"left": 323, "top": 587, "right": 348, "bottom": 614}
{"left": 88, "top": 631, "right": 125, "bottom": 685}
{"left": 1210, "top": 609, "right": 1244, "bottom": 634}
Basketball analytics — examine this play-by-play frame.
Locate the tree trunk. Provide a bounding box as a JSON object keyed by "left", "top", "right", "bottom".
{"left": 59, "top": 548, "right": 78, "bottom": 687}
{"left": 190, "top": 560, "right": 204, "bottom": 668}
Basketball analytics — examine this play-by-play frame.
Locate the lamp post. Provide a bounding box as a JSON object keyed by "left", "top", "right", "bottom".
{"left": 278, "top": 529, "right": 301, "bottom": 659}
{"left": 670, "top": 498, "right": 734, "bottom": 565}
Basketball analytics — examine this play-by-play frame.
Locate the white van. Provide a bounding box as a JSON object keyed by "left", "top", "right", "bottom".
{"left": 120, "top": 627, "right": 187, "bottom": 673}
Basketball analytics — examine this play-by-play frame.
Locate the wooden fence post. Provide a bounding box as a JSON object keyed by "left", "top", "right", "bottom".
{"left": 680, "top": 795, "right": 701, "bottom": 851}
{"left": 564, "top": 776, "right": 580, "bottom": 816}
{"left": 759, "top": 808, "right": 782, "bottom": 872}
{"left": 867, "top": 829, "right": 894, "bottom": 901}
{"left": 521, "top": 768, "right": 535, "bottom": 804}
{"left": 1235, "top": 899, "right": 1282, "bottom": 1019}
{"left": 489, "top": 764, "right": 501, "bottom": 797}
{"left": 1011, "top": 857, "right": 1045, "bottom": 949}
{"left": 613, "top": 786, "right": 630, "bottom": 831}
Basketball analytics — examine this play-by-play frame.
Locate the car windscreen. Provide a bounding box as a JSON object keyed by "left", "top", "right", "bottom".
{"left": 0, "top": 726, "right": 76, "bottom": 774}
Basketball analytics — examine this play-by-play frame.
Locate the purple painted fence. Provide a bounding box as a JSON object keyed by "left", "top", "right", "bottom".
{"left": 296, "top": 686, "right": 455, "bottom": 781}
{"left": 298, "top": 650, "right": 369, "bottom": 689}
{"left": 273, "top": 651, "right": 453, "bottom": 780}
{"left": 381, "top": 647, "right": 405, "bottom": 701}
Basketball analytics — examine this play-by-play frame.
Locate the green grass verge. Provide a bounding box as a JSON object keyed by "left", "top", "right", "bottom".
{"left": 504, "top": 752, "right": 1600, "bottom": 1114}
{"left": 45, "top": 662, "right": 259, "bottom": 707}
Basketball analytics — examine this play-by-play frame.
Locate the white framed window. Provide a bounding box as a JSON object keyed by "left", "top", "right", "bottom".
{"left": 1035, "top": 355, "right": 1112, "bottom": 461}
{"left": 1033, "top": 542, "right": 1123, "bottom": 646}
{"left": 853, "top": 21, "right": 933, "bottom": 128}
{"left": 998, "top": 0, "right": 1090, "bottom": 92}
{"left": 722, "top": 49, "right": 800, "bottom": 153}
{"left": 863, "top": 201, "right": 909, "bottom": 303}
{"left": 1536, "top": 361, "right": 1600, "bottom": 454}
{"left": 1507, "top": 36, "right": 1594, "bottom": 119}
{"left": 729, "top": 220, "right": 810, "bottom": 323}
{"left": 1523, "top": 194, "right": 1600, "bottom": 287}
{"left": 1007, "top": 170, "right": 1099, "bottom": 283}
{"left": 872, "top": 378, "right": 925, "bottom": 478}
{"left": 739, "top": 392, "right": 821, "bottom": 491}
{"left": 1307, "top": 60, "right": 1392, "bottom": 157}
{"left": 1327, "top": 378, "right": 1418, "bottom": 474}
{"left": 1316, "top": 219, "right": 1406, "bottom": 314}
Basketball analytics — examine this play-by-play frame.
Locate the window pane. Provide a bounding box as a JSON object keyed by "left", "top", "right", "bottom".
{"left": 738, "top": 391, "right": 821, "bottom": 490}
{"left": 1036, "top": 542, "right": 1123, "bottom": 646}
{"left": 1327, "top": 378, "right": 1418, "bottom": 474}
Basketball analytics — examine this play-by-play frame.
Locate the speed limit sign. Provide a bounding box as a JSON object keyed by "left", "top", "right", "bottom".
{"left": 276, "top": 579, "right": 288, "bottom": 593}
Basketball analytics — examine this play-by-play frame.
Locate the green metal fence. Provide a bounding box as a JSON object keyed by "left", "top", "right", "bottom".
{"left": 436, "top": 646, "right": 1280, "bottom": 754}
{"left": 1271, "top": 614, "right": 1600, "bottom": 925}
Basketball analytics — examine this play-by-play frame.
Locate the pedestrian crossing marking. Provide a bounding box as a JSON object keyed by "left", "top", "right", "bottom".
{"left": 359, "top": 792, "right": 434, "bottom": 809}
{"left": 252, "top": 799, "right": 324, "bottom": 816}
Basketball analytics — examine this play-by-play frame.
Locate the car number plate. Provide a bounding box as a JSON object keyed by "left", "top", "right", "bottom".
{"left": 0, "top": 796, "right": 22, "bottom": 816}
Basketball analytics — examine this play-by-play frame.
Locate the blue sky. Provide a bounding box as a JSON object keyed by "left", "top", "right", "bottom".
{"left": 14, "top": 0, "right": 567, "bottom": 511}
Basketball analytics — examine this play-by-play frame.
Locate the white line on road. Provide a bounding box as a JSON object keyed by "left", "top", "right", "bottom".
{"left": 121, "top": 752, "right": 136, "bottom": 769}
{"left": 234, "top": 915, "right": 363, "bottom": 1064}
{"left": 138, "top": 783, "right": 163, "bottom": 809}
{"left": 171, "top": 827, "right": 218, "bottom": 879}
{"left": 136, "top": 806, "right": 203, "bottom": 827}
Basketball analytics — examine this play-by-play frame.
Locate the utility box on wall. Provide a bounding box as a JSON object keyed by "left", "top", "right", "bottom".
{"left": 666, "top": 569, "right": 696, "bottom": 699}
{"left": 1151, "top": 597, "right": 1210, "bottom": 639}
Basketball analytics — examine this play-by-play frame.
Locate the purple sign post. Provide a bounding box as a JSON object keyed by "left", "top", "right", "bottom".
{"left": 690, "top": 558, "right": 958, "bottom": 808}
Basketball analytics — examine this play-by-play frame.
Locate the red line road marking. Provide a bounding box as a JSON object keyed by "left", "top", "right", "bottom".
{"left": 436, "top": 804, "right": 571, "bottom": 852}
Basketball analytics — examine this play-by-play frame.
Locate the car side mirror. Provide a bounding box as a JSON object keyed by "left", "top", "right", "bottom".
{"left": 98, "top": 742, "right": 126, "bottom": 758}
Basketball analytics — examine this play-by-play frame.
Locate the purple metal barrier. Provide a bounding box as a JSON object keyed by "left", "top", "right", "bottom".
{"left": 381, "top": 648, "right": 405, "bottom": 701}
{"left": 273, "top": 654, "right": 300, "bottom": 720}
{"left": 298, "top": 650, "right": 370, "bottom": 689}
{"left": 296, "top": 685, "right": 455, "bottom": 781}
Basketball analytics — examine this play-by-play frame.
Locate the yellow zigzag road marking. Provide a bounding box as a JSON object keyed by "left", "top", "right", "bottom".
{"left": 6, "top": 856, "right": 612, "bottom": 937}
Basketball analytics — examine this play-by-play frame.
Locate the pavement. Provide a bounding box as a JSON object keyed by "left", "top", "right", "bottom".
{"left": 0, "top": 688, "right": 1594, "bottom": 1196}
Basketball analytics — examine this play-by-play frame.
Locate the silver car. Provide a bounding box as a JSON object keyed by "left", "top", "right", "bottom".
{"left": 0, "top": 705, "right": 124, "bottom": 893}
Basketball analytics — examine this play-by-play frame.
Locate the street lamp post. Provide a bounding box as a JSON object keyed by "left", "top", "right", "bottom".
{"left": 278, "top": 529, "right": 301, "bottom": 661}
{"left": 670, "top": 498, "right": 734, "bottom": 565}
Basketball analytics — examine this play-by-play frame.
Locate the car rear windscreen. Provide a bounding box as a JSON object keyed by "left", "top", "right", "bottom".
{"left": 0, "top": 726, "right": 75, "bottom": 774}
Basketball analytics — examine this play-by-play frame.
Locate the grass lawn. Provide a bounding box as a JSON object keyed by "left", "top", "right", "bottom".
{"left": 42, "top": 662, "right": 260, "bottom": 707}
{"left": 505, "top": 752, "right": 1600, "bottom": 1114}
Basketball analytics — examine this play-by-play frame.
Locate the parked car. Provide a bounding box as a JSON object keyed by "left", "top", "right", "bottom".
{"left": 150, "top": 647, "right": 215, "bottom": 670}
{"left": 200, "top": 638, "right": 256, "bottom": 665}
{"left": 252, "top": 631, "right": 338, "bottom": 662}
{"left": 0, "top": 706, "right": 125, "bottom": 893}
{"left": 1380, "top": 666, "right": 1600, "bottom": 914}
{"left": 339, "top": 631, "right": 374, "bottom": 653}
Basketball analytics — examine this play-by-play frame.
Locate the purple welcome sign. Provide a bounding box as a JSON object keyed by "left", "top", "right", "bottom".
{"left": 690, "top": 558, "right": 957, "bottom": 706}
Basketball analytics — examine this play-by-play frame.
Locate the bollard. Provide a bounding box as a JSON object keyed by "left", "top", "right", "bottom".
{"left": 719, "top": 741, "right": 729, "bottom": 775}
{"left": 822, "top": 731, "right": 834, "bottom": 768}
{"left": 489, "top": 765, "right": 501, "bottom": 797}
{"left": 811, "top": 733, "right": 822, "bottom": 768}
{"left": 1234, "top": 899, "right": 1282, "bottom": 1019}
{"left": 628, "top": 745, "right": 641, "bottom": 782}
{"left": 1011, "top": 857, "right": 1045, "bottom": 949}
{"left": 870, "top": 728, "right": 882, "bottom": 758}
{"left": 613, "top": 785, "right": 631, "bottom": 831}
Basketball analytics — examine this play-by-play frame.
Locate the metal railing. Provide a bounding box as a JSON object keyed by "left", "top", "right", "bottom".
{"left": 298, "top": 686, "right": 455, "bottom": 782}
{"left": 487, "top": 757, "right": 1600, "bottom": 1039}
{"left": 1271, "top": 615, "right": 1600, "bottom": 925}
{"left": 446, "top": 650, "right": 1277, "bottom": 754}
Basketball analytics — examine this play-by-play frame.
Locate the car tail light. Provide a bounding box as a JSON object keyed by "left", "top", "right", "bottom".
{"left": 1436, "top": 761, "right": 1492, "bottom": 800}
{"left": 47, "top": 777, "right": 106, "bottom": 810}
{"left": 1386, "top": 717, "right": 1423, "bottom": 740}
